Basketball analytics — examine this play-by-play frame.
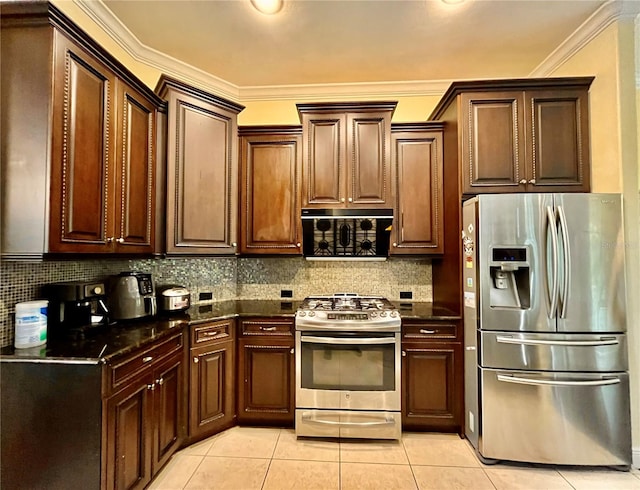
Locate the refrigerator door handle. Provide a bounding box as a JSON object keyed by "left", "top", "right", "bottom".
{"left": 546, "top": 205, "right": 559, "bottom": 319}
{"left": 497, "top": 374, "right": 621, "bottom": 387}
{"left": 496, "top": 335, "right": 619, "bottom": 347}
{"left": 557, "top": 205, "right": 571, "bottom": 319}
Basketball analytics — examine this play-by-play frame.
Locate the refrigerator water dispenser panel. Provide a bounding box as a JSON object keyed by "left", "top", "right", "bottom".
{"left": 489, "top": 247, "right": 530, "bottom": 309}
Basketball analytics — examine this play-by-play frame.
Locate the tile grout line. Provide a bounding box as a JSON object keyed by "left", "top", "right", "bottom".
{"left": 260, "top": 428, "right": 282, "bottom": 490}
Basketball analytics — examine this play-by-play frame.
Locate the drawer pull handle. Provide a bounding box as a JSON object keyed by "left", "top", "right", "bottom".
{"left": 260, "top": 326, "right": 277, "bottom": 331}
{"left": 142, "top": 356, "right": 153, "bottom": 363}
{"left": 419, "top": 329, "right": 436, "bottom": 334}
{"left": 204, "top": 331, "right": 219, "bottom": 336}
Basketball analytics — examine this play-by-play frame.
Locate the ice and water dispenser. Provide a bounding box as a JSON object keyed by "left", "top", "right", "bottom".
{"left": 488, "top": 247, "right": 530, "bottom": 309}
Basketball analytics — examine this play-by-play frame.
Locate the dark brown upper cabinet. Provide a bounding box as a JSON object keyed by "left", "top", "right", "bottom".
{"left": 390, "top": 123, "right": 444, "bottom": 255}
{"left": 430, "top": 77, "right": 593, "bottom": 195}
{"left": 297, "top": 102, "right": 397, "bottom": 209}
{"left": 0, "top": 2, "right": 164, "bottom": 259}
{"left": 238, "top": 126, "right": 303, "bottom": 255}
{"left": 156, "top": 76, "right": 244, "bottom": 255}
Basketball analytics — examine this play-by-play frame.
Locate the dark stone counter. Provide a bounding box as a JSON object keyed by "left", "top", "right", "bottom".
{"left": 0, "top": 300, "right": 301, "bottom": 363}
{"left": 0, "top": 299, "right": 455, "bottom": 362}
{"left": 392, "top": 301, "right": 461, "bottom": 321}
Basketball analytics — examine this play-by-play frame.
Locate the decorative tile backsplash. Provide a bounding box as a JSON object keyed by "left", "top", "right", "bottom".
{"left": 0, "top": 256, "right": 431, "bottom": 347}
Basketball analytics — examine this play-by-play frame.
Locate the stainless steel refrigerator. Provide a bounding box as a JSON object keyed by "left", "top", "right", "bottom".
{"left": 462, "top": 193, "right": 631, "bottom": 468}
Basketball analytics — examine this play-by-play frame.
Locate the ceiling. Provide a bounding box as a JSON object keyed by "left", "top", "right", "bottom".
{"left": 101, "top": 0, "right": 608, "bottom": 89}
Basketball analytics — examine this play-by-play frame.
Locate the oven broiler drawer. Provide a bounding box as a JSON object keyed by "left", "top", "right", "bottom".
{"left": 295, "top": 410, "right": 401, "bottom": 440}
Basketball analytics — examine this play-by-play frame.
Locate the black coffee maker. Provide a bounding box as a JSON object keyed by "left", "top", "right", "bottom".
{"left": 43, "top": 281, "right": 109, "bottom": 336}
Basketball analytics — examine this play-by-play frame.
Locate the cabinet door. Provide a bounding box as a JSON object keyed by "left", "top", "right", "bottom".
{"left": 401, "top": 342, "right": 462, "bottom": 431}
{"left": 189, "top": 340, "right": 235, "bottom": 440}
{"left": 301, "top": 113, "right": 346, "bottom": 208}
{"left": 347, "top": 111, "right": 392, "bottom": 207}
{"left": 237, "top": 339, "right": 295, "bottom": 425}
{"left": 239, "top": 131, "right": 302, "bottom": 254}
{"left": 114, "top": 80, "right": 157, "bottom": 253}
{"left": 525, "top": 89, "right": 590, "bottom": 192}
{"left": 165, "top": 91, "right": 238, "bottom": 254}
{"left": 391, "top": 130, "right": 443, "bottom": 254}
{"left": 460, "top": 91, "right": 526, "bottom": 194}
{"left": 49, "top": 31, "right": 116, "bottom": 253}
{"left": 105, "top": 378, "right": 153, "bottom": 490}
{"left": 151, "top": 353, "right": 184, "bottom": 474}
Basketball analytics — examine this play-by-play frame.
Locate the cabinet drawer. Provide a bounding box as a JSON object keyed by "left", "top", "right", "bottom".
{"left": 107, "top": 331, "right": 184, "bottom": 394}
{"left": 402, "top": 323, "right": 458, "bottom": 341}
{"left": 240, "top": 318, "right": 294, "bottom": 337}
{"left": 192, "top": 319, "right": 235, "bottom": 345}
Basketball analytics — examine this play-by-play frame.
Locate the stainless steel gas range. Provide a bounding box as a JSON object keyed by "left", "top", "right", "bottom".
{"left": 295, "top": 293, "right": 401, "bottom": 440}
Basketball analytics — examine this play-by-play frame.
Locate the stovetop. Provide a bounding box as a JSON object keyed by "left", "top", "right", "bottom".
{"left": 301, "top": 294, "right": 395, "bottom": 312}
{"left": 296, "top": 294, "right": 400, "bottom": 331}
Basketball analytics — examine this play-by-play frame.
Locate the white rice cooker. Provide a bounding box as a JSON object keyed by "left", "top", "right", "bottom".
{"left": 156, "top": 285, "right": 191, "bottom": 313}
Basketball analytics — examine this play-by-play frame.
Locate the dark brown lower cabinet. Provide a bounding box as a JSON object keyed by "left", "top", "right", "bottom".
{"left": 237, "top": 318, "right": 295, "bottom": 426}
{"left": 104, "top": 330, "right": 186, "bottom": 490}
{"left": 188, "top": 320, "right": 236, "bottom": 442}
{"left": 401, "top": 321, "right": 463, "bottom": 434}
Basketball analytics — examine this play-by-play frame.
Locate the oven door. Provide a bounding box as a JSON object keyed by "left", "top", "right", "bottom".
{"left": 295, "top": 331, "right": 401, "bottom": 411}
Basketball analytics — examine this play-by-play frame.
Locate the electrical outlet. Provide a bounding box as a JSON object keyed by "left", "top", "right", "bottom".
{"left": 281, "top": 289, "right": 293, "bottom": 298}
{"left": 199, "top": 292, "right": 213, "bottom": 301}
{"left": 400, "top": 291, "right": 413, "bottom": 300}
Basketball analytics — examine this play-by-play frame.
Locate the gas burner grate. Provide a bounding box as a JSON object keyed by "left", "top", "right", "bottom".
{"left": 312, "top": 218, "right": 380, "bottom": 257}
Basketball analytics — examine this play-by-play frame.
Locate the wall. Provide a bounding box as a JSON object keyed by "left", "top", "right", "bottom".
{"left": 549, "top": 18, "right": 640, "bottom": 468}
{"left": 0, "top": 257, "right": 431, "bottom": 348}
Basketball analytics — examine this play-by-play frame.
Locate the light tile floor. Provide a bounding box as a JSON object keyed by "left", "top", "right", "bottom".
{"left": 150, "top": 427, "right": 640, "bottom": 490}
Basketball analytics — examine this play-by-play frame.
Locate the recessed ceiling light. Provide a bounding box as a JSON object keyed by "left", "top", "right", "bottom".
{"left": 251, "top": 0, "right": 283, "bottom": 15}
{"left": 441, "top": 0, "right": 466, "bottom": 4}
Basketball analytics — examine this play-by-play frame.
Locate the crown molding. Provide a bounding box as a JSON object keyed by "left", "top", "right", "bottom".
{"left": 71, "top": 0, "right": 241, "bottom": 101}
{"left": 238, "top": 80, "right": 453, "bottom": 101}
{"left": 530, "top": 0, "right": 640, "bottom": 85}
{"left": 75, "top": 0, "right": 638, "bottom": 100}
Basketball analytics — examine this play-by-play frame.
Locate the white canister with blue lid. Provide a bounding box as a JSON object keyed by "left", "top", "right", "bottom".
{"left": 15, "top": 300, "right": 48, "bottom": 349}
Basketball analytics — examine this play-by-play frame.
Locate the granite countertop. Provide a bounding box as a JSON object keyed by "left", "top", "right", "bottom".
{"left": 0, "top": 299, "right": 455, "bottom": 363}
{"left": 392, "top": 301, "right": 461, "bottom": 321}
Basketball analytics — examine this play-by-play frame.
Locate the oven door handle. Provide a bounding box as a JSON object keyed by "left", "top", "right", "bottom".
{"left": 300, "top": 335, "right": 396, "bottom": 345}
{"left": 301, "top": 412, "right": 396, "bottom": 426}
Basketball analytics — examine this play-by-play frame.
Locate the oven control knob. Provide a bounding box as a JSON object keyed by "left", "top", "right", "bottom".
{"left": 380, "top": 311, "right": 387, "bottom": 317}
{"left": 370, "top": 312, "right": 377, "bottom": 317}
{"left": 308, "top": 311, "right": 315, "bottom": 317}
{"left": 299, "top": 311, "right": 306, "bottom": 317}
{"left": 390, "top": 311, "right": 398, "bottom": 318}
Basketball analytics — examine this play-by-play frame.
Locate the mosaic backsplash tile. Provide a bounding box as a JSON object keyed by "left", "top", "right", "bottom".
{"left": 0, "top": 256, "right": 431, "bottom": 348}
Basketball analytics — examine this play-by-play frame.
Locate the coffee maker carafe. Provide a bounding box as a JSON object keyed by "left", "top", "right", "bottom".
{"left": 108, "top": 272, "right": 157, "bottom": 320}
{"left": 43, "top": 281, "right": 109, "bottom": 335}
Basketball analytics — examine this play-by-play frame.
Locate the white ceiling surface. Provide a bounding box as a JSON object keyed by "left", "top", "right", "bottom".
{"left": 101, "top": 0, "right": 608, "bottom": 91}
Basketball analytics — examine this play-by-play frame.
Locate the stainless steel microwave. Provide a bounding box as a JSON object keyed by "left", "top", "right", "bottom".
{"left": 301, "top": 209, "right": 393, "bottom": 260}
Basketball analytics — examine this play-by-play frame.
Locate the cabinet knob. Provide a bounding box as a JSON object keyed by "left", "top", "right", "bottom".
{"left": 529, "top": 179, "right": 536, "bottom": 184}
{"left": 156, "top": 378, "right": 164, "bottom": 386}
{"left": 116, "top": 237, "right": 124, "bottom": 243}
{"left": 401, "top": 351, "right": 406, "bottom": 357}
{"left": 296, "top": 242, "right": 301, "bottom": 248}
{"left": 341, "top": 198, "right": 345, "bottom": 203}
{"left": 290, "top": 348, "right": 294, "bottom": 354}
{"left": 348, "top": 197, "right": 353, "bottom": 202}
{"left": 147, "top": 383, "right": 155, "bottom": 391}
{"left": 232, "top": 242, "right": 237, "bottom": 247}
{"left": 393, "top": 243, "right": 397, "bottom": 247}
{"left": 193, "top": 357, "right": 199, "bottom": 364}
{"left": 106, "top": 237, "right": 115, "bottom": 243}
{"left": 519, "top": 179, "right": 527, "bottom": 185}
